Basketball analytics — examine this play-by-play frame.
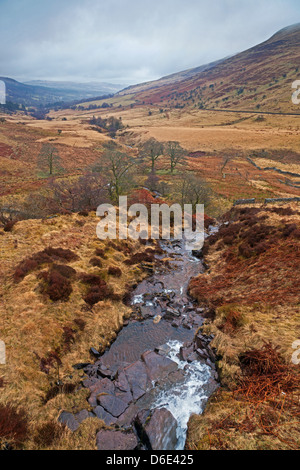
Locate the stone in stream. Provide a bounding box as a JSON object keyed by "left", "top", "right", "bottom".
{"left": 96, "top": 429, "right": 138, "bottom": 451}
{"left": 134, "top": 408, "right": 178, "bottom": 450}
{"left": 155, "top": 344, "right": 172, "bottom": 356}
{"left": 124, "top": 360, "right": 150, "bottom": 400}
{"left": 141, "top": 351, "right": 178, "bottom": 382}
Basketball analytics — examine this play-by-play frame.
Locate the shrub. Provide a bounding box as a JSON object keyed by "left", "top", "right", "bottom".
{"left": 43, "top": 247, "right": 78, "bottom": 262}
{"left": 124, "top": 251, "right": 155, "bottom": 265}
{"left": 14, "top": 247, "right": 78, "bottom": 282}
{"left": 62, "top": 326, "right": 76, "bottom": 351}
{"left": 95, "top": 248, "right": 107, "bottom": 259}
{"left": 34, "top": 421, "right": 65, "bottom": 448}
{"left": 0, "top": 377, "right": 4, "bottom": 388}
{"left": 108, "top": 266, "right": 122, "bottom": 277}
{"left": 52, "top": 264, "right": 76, "bottom": 279}
{"left": 43, "top": 270, "right": 73, "bottom": 302}
{"left": 0, "top": 404, "right": 28, "bottom": 448}
{"left": 90, "top": 257, "right": 103, "bottom": 268}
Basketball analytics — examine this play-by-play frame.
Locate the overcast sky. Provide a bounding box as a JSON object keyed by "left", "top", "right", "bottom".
{"left": 0, "top": 0, "right": 299, "bottom": 85}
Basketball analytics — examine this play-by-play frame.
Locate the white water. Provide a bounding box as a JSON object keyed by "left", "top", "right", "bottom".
{"left": 153, "top": 340, "right": 212, "bottom": 450}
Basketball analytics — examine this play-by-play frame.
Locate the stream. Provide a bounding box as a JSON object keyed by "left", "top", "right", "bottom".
{"left": 62, "top": 232, "right": 219, "bottom": 450}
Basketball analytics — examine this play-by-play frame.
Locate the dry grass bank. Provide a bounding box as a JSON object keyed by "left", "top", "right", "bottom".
{"left": 186, "top": 203, "right": 300, "bottom": 450}
{"left": 0, "top": 211, "right": 156, "bottom": 449}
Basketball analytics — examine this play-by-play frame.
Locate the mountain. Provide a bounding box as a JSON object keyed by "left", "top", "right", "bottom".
{"left": 118, "top": 23, "right": 300, "bottom": 113}
{"left": 0, "top": 77, "right": 124, "bottom": 107}
{"left": 24, "top": 80, "right": 125, "bottom": 98}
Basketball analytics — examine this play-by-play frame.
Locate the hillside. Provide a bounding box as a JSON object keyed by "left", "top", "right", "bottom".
{"left": 118, "top": 24, "right": 300, "bottom": 114}
{"left": 0, "top": 78, "right": 122, "bottom": 107}
{"left": 187, "top": 203, "right": 300, "bottom": 450}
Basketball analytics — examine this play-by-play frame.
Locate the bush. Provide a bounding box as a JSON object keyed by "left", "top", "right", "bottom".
{"left": 108, "top": 266, "right": 122, "bottom": 277}
{"left": 34, "top": 421, "right": 65, "bottom": 448}
{"left": 43, "top": 270, "right": 73, "bottom": 302}
{"left": 124, "top": 251, "right": 155, "bottom": 265}
{"left": 52, "top": 264, "right": 76, "bottom": 279}
{"left": 90, "top": 257, "right": 103, "bottom": 268}
{"left": 0, "top": 404, "right": 28, "bottom": 448}
{"left": 95, "top": 248, "right": 107, "bottom": 259}
{"left": 14, "top": 247, "right": 78, "bottom": 282}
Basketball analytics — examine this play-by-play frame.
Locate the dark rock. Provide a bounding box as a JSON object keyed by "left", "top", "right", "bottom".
{"left": 88, "top": 378, "right": 115, "bottom": 407}
{"left": 98, "top": 392, "right": 130, "bottom": 418}
{"left": 96, "top": 429, "right": 138, "bottom": 451}
{"left": 58, "top": 411, "right": 80, "bottom": 432}
{"left": 82, "top": 377, "right": 99, "bottom": 388}
{"left": 75, "top": 409, "right": 90, "bottom": 423}
{"left": 179, "top": 344, "right": 194, "bottom": 362}
{"left": 135, "top": 408, "right": 178, "bottom": 450}
{"left": 187, "top": 352, "right": 199, "bottom": 363}
{"left": 124, "top": 361, "right": 149, "bottom": 400}
{"left": 155, "top": 344, "right": 171, "bottom": 356}
{"left": 141, "top": 351, "right": 178, "bottom": 382}
{"left": 94, "top": 406, "right": 117, "bottom": 425}
{"left": 73, "top": 362, "right": 91, "bottom": 370}
{"left": 171, "top": 318, "right": 183, "bottom": 328}
{"left": 90, "top": 347, "right": 101, "bottom": 358}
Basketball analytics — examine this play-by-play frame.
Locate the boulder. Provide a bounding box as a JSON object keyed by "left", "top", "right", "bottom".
{"left": 58, "top": 411, "right": 80, "bottom": 432}
{"left": 98, "top": 393, "right": 130, "bottom": 418}
{"left": 96, "top": 429, "right": 138, "bottom": 451}
{"left": 124, "top": 360, "right": 149, "bottom": 400}
{"left": 141, "top": 351, "right": 178, "bottom": 382}
{"left": 94, "top": 406, "right": 117, "bottom": 426}
{"left": 134, "top": 408, "right": 178, "bottom": 450}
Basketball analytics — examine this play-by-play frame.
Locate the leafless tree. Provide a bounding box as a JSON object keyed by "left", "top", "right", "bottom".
{"left": 92, "top": 149, "right": 136, "bottom": 202}
{"left": 175, "top": 172, "right": 212, "bottom": 211}
{"left": 165, "top": 141, "right": 186, "bottom": 173}
{"left": 139, "top": 138, "right": 164, "bottom": 172}
{"left": 37, "top": 143, "right": 63, "bottom": 176}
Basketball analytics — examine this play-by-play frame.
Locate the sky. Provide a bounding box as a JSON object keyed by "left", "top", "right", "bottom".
{"left": 0, "top": 0, "right": 299, "bottom": 86}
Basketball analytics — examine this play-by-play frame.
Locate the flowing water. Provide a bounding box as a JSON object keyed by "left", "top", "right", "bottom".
{"left": 98, "top": 234, "right": 218, "bottom": 449}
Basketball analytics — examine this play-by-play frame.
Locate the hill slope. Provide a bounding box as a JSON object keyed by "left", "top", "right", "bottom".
{"left": 0, "top": 78, "right": 122, "bottom": 106}
{"left": 119, "top": 24, "right": 300, "bottom": 113}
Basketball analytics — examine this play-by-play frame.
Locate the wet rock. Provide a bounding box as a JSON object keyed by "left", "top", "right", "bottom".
{"left": 141, "top": 351, "right": 178, "bottom": 382}
{"left": 96, "top": 429, "right": 138, "bottom": 451}
{"left": 155, "top": 344, "right": 172, "bottom": 356}
{"left": 124, "top": 360, "right": 149, "bottom": 400}
{"left": 179, "top": 343, "right": 194, "bottom": 361}
{"left": 134, "top": 408, "right": 178, "bottom": 450}
{"left": 171, "top": 318, "right": 183, "bottom": 328}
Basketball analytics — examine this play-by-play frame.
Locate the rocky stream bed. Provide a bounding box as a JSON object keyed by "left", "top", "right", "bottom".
{"left": 59, "top": 234, "right": 219, "bottom": 450}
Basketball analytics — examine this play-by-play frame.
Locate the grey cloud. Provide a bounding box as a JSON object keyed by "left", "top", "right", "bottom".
{"left": 0, "top": 0, "right": 299, "bottom": 84}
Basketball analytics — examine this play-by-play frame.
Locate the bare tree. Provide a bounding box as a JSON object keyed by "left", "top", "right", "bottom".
{"left": 165, "top": 141, "right": 186, "bottom": 173}
{"left": 37, "top": 144, "right": 63, "bottom": 176}
{"left": 139, "top": 138, "right": 163, "bottom": 172}
{"left": 49, "top": 173, "right": 107, "bottom": 212}
{"left": 176, "top": 173, "right": 212, "bottom": 211}
{"left": 92, "top": 149, "right": 135, "bottom": 202}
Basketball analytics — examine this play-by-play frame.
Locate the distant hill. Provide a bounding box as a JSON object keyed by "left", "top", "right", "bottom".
{"left": 118, "top": 23, "right": 300, "bottom": 113}
{"left": 0, "top": 77, "right": 124, "bottom": 107}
